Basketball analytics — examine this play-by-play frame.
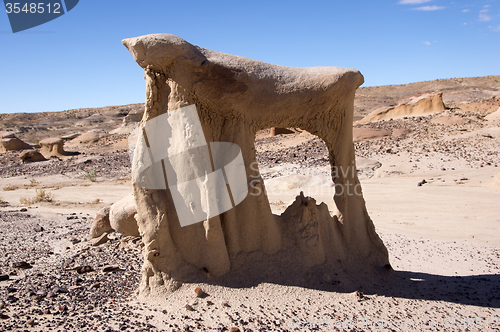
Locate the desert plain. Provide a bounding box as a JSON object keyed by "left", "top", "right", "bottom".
{"left": 0, "top": 75, "right": 499, "bottom": 331}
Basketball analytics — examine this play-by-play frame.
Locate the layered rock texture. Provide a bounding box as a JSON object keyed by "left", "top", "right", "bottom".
{"left": 358, "top": 92, "right": 446, "bottom": 124}
{"left": 123, "top": 34, "right": 389, "bottom": 297}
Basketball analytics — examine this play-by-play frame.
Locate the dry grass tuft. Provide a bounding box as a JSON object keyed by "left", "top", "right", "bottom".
{"left": 3, "top": 184, "right": 17, "bottom": 191}
{"left": 20, "top": 189, "right": 54, "bottom": 206}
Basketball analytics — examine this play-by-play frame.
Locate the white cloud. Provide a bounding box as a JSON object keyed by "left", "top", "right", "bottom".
{"left": 462, "top": 9, "right": 469, "bottom": 13}
{"left": 479, "top": 9, "right": 491, "bottom": 22}
{"left": 399, "top": 0, "right": 432, "bottom": 4}
{"left": 413, "top": 5, "right": 445, "bottom": 11}
{"left": 490, "top": 24, "right": 500, "bottom": 32}
{"left": 424, "top": 41, "right": 431, "bottom": 45}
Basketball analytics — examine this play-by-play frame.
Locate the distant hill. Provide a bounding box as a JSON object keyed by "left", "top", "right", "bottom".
{"left": 355, "top": 75, "right": 500, "bottom": 116}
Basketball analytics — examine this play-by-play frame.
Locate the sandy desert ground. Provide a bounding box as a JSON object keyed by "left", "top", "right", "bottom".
{"left": 0, "top": 76, "right": 499, "bottom": 331}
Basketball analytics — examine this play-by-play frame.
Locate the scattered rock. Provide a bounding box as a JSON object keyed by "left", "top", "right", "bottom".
{"left": 89, "top": 206, "right": 112, "bottom": 239}
{"left": 229, "top": 328, "right": 240, "bottom": 332}
{"left": 69, "top": 238, "right": 81, "bottom": 244}
{"left": 0, "top": 275, "right": 9, "bottom": 281}
{"left": 76, "top": 265, "right": 94, "bottom": 274}
{"left": 417, "top": 179, "right": 427, "bottom": 186}
{"left": 355, "top": 290, "right": 369, "bottom": 302}
{"left": 109, "top": 194, "right": 139, "bottom": 237}
{"left": 222, "top": 302, "right": 230, "bottom": 307}
{"left": 19, "top": 150, "right": 46, "bottom": 163}
{"left": 54, "top": 286, "right": 69, "bottom": 294}
{"left": 0, "top": 313, "right": 9, "bottom": 319}
{"left": 20, "top": 208, "right": 28, "bottom": 212}
{"left": 6, "top": 295, "right": 18, "bottom": 303}
{"left": 34, "top": 224, "right": 44, "bottom": 232}
{"left": 102, "top": 265, "right": 121, "bottom": 273}
{"left": 12, "top": 261, "right": 32, "bottom": 269}
{"left": 194, "top": 287, "right": 207, "bottom": 298}
{"left": 185, "top": 304, "right": 195, "bottom": 311}
{"left": 90, "top": 282, "right": 100, "bottom": 289}
{"left": 92, "top": 232, "right": 110, "bottom": 246}
{"left": 26, "top": 318, "right": 35, "bottom": 326}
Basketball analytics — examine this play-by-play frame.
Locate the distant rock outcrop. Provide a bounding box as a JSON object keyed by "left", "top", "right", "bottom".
{"left": 269, "top": 127, "right": 295, "bottom": 136}
{"left": 0, "top": 132, "right": 31, "bottom": 153}
{"left": 358, "top": 92, "right": 446, "bottom": 124}
{"left": 76, "top": 114, "right": 107, "bottom": 127}
{"left": 39, "top": 137, "right": 66, "bottom": 157}
{"left": 111, "top": 109, "right": 145, "bottom": 134}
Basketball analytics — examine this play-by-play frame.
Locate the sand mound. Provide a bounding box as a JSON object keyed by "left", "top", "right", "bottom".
{"left": 358, "top": 92, "right": 446, "bottom": 124}
{"left": 494, "top": 172, "right": 500, "bottom": 187}
{"left": 392, "top": 128, "right": 412, "bottom": 137}
{"left": 485, "top": 107, "right": 500, "bottom": 123}
{"left": 353, "top": 127, "right": 391, "bottom": 142}
{"left": 431, "top": 116, "right": 467, "bottom": 125}
{"left": 68, "top": 129, "right": 107, "bottom": 145}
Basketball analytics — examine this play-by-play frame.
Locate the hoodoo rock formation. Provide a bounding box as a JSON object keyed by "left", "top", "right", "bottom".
{"left": 123, "top": 34, "right": 389, "bottom": 297}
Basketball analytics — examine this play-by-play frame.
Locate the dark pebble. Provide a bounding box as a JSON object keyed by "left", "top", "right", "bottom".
{"left": 12, "top": 261, "right": 32, "bottom": 269}
{"left": 54, "top": 286, "right": 69, "bottom": 294}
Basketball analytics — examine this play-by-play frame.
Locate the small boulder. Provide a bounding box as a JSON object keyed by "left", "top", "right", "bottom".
{"left": 109, "top": 194, "right": 139, "bottom": 237}
{"left": 89, "top": 206, "right": 112, "bottom": 239}
{"left": 19, "top": 150, "right": 46, "bottom": 163}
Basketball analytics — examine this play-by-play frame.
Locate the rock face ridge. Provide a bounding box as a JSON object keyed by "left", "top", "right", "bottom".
{"left": 123, "top": 34, "right": 389, "bottom": 297}
{"left": 359, "top": 92, "right": 447, "bottom": 124}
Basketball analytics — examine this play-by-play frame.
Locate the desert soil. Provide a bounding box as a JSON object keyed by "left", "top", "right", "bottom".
{"left": 0, "top": 76, "right": 499, "bottom": 331}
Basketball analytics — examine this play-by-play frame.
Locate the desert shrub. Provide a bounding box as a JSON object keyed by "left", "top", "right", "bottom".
{"left": 85, "top": 169, "right": 97, "bottom": 182}
{"left": 29, "top": 178, "right": 39, "bottom": 187}
{"left": 3, "top": 184, "right": 16, "bottom": 191}
{"left": 20, "top": 189, "right": 53, "bottom": 206}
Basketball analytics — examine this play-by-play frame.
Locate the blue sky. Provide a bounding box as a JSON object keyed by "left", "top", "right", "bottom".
{"left": 0, "top": 0, "right": 499, "bottom": 113}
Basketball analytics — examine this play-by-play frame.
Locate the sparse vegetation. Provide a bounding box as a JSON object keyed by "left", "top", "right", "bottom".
{"left": 28, "top": 178, "right": 39, "bottom": 187}
{"left": 85, "top": 169, "right": 97, "bottom": 182}
{"left": 89, "top": 198, "right": 102, "bottom": 204}
{"left": 3, "top": 184, "right": 17, "bottom": 191}
{"left": 20, "top": 189, "right": 54, "bottom": 206}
